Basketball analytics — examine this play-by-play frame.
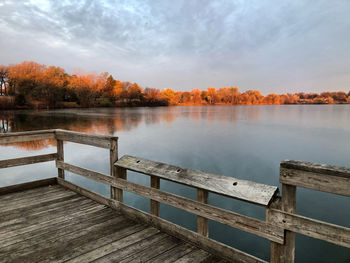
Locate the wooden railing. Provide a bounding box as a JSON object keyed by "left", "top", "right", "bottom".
{"left": 0, "top": 129, "right": 349, "bottom": 263}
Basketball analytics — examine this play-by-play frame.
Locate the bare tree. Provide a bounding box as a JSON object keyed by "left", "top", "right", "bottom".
{"left": 0, "top": 65, "right": 8, "bottom": 96}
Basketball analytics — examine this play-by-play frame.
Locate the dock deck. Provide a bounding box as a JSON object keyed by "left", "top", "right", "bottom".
{"left": 0, "top": 184, "right": 224, "bottom": 263}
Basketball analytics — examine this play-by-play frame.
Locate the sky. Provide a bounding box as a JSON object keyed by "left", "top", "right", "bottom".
{"left": 0, "top": 0, "right": 349, "bottom": 94}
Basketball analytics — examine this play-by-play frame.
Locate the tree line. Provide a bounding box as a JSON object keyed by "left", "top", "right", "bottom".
{"left": 0, "top": 61, "right": 349, "bottom": 109}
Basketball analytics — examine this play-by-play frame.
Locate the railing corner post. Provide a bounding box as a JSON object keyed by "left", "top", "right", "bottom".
{"left": 280, "top": 183, "right": 296, "bottom": 263}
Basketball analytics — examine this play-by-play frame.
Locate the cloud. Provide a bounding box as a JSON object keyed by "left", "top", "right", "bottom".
{"left": 0, "top": 0, "right": 349, "bottom": 93}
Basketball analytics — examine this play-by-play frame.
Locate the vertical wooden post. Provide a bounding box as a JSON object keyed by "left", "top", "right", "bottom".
{"left": 56, "top": 139, "right": 64, "bottom": 179}
{"left": 197, "top": 188, "right": 209, "bottom": 236}
{"left": 150, "top": 176, "right": 160, "bottom": 216}
{"left": 266, "top": 195, "right": 281, "bottom": 263}
{"left": 110, "top": 138, "right": 119, "bottom": 200}
{"left": 280, "top": 184, "right": 296, "bottom": 263}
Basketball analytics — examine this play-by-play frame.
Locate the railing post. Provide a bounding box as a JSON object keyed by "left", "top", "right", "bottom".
{"left": 56, "top": 139, "right": 64, "bottom": 179}
{"left": 266, "top": 194, "right": 281, "bottom": 263}
{"left": 109, "top": 138, "right": 119, "bottom": 200}
{"left": 150, "top": 176, "right": 160, "bottom": 216}
{"left": 280, "top": 183, "right": 296, "bottom": 263}
{"left": 197, "top": 188, "right": 209, "bottom": 236}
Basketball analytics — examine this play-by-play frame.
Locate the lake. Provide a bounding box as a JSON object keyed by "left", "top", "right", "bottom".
{"left": 0, "top": 105, "right": 349, "bottom": 262}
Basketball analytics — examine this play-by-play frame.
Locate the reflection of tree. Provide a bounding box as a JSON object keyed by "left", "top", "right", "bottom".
{"left": 0, "top": 106, "right": 263, "bottom": 151}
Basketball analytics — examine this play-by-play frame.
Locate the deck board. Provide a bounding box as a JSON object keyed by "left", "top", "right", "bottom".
{"left": 0, "top": 184, "right": 226, "bottom": 263}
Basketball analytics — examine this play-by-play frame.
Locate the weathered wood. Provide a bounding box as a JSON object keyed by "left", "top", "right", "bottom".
{"left": 0, "top": 191, "right": 77, "bottom": 215}
{"left": 92, "top": 233, "right": 170, "bottom": 263}
{"left": 0, "top": 178, "right": 57, "bottom": 196}
{"left": 0, "top": 184, "right": 60, "bottom": 203}
{"left": 54, "top": 129, "right": 117, "bottom": 149}
{"left": 3, "top": 216, "right": 129, "bottom": 263}
{"left": 56, "top": 161, "right": 284, "bottom": 243}
{"left": 266, "top": 195, "right": 281, "bottom": 263}
{"left": 280, "top": 167, "right": 350, "bottom": 197}
{"left": 117, "top": 236, "right": 180, "bottom": 263}
{"left": 117, "top": 202, "right": 267, "bottom": 263}
{"left": 174, "top": 248, "right": 215, "bottom": 263}
{"left": 268, "top": 209, "right": 350, "bottom": 248}
{"left": 0, "top": 206, "right": 113, "bottom": 251}
{"left": 197, "top": 189, "right": 208, "bottom": 237}
{"left": 150, "top": 175, "right": 160, "bottom": 216}
{"left": 115, "top": 167, "right": 127, "bottom": 202}
{"left": 41, "top": 224, "right": 148, "bottom": 263}
{"left": 281, "top": 160, "right": 350, "bottom": 179}
{"left": 57, "top": 178, "right": 115, "bottom": 209}
{"left": 110, "top": 138, "right": 118, "bottom": 199}
{"left": 116, "top": 155, "right": 278, "bottom": 206}
{"left": 65, "top": 228, "right": 161, "bottom": 263}
{"left": 56, "top": 179, "right": 266, "bottom": 262}
{"left": 280, "top": 184, "right": 296, "bottom": 263}
{"left": 0, "top": 129, "right": 55, "bottom": 144}
{"left": 0, "top": 153, "right": 57, "bottom": 169}
{"left": 57, "top": 139, "right": 65, "bottom": 179}
{"left": 149, "top": 243, "right": 197, "bottom": 263}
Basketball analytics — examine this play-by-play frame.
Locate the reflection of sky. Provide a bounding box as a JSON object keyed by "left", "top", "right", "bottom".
{"left": 0, "top": 105, "right": 350, "bottom": 262}
{"left": 1, "top": 1, "right": 350, "bottom": 93}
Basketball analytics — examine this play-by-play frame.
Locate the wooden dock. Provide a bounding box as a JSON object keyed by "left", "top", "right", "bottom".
{"left": 0, "top": 183, "right": 224, "bottom": 263}
{"left": 0, "top": 129, "right": 349, "bottom": 263}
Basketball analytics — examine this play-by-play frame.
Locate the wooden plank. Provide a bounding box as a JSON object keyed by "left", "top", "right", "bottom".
{"left": 65, "top": 227, "right": 161, "bottom": 263}
{"left": 280, "top": 167, "right": 350, "bottom": 196}
{"left": 56, "top": 161, "right": 284, "bottom": 243}
{"left": 0, "top": 187, "right": 69, "bottom": 211}
{"left": 0, "top": 190, "right": 77, "bottom": 215}
{"left": 0, "top": 184, "right": 58, "bottom": 202}
{"left": 110, "top": 138, "right": 118, "bottom": 199}
{"left": 116, "top": 155, "right": 278, "bottom": 206}
{"left": 280, "top": 184, "right": 296, "bottom": 263}
{"left": 151, "top": 175, "right": 160, "bottom": 216}
{"left": 2, "top": 215, "right": 129, "bottom": 263}
{"left": 57, "top": 139, "right": 65, "bottom": 179}
{"left": 55, "top": 129, "right": 117, "bottom": 149}
{"left": 92, "top": 233, "right": 170, "bottom": 263}
{"left": 57, "top": 178, "right": 114, "bottom": 208}
{"left": 149, "top": 243, "right": 197, "bottom": 263}
{"left": 0, "top": 198, "right": 94, "bottom": 234}
{"left": 57, "top": 180, "right": 267, "bottom": 263}
{"left": 118, "top": 236, "right": 180, "bottom": 263}
{"left": 0, "top": 153, "right": 57, "bottom": 169}
{"left": 281, "top": 160, "right": 350, "bottom": 179}
{"left": 0, "top": 197, "right": 92, "bottom": 236}
{"left": 268, "top": 209, "right": 350, "bottom": 248}
{"left": 0, "top": 129, "right": 55, "bottom": 144}
{"left": 0, "top": 178, "right": 57, "bottom": 196}
{"left": 40, "top": 224, "right": 148, "bottom": 263}
{"left": 118, "top": 203, "right": 267, "bottom": 263}
{"left": 197, "top": 189, "right": 208, "bottom": 237}
{"left": 0, "top": 206, "right": 115, "bottom": 252}
{"left": 173, "top": 248, "right": 216, "bottom": 263}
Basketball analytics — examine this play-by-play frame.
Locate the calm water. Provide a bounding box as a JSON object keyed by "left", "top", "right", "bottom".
{"left": 1, "top": 105, "right": 349, "bottom": 262}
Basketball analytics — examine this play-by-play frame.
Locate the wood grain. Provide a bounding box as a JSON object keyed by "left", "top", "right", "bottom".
{"left": 116, "top": 155, "right": 278, "bottom": 206}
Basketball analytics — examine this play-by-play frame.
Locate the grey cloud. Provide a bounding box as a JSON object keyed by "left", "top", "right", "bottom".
{"left": 0, "top": 0, "right": 349, "bottom": 93}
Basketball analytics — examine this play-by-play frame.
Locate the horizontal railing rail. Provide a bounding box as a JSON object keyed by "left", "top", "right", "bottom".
{"left": 1, "top": 129, "right": 349, "bottom": 263}
{"left": 116, "top": 155, "right": 278, "bottom": 206}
